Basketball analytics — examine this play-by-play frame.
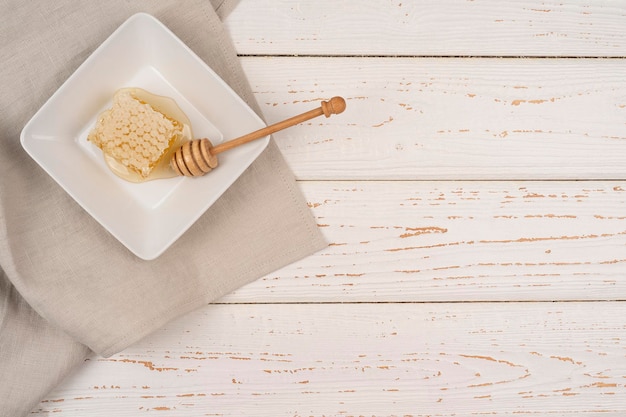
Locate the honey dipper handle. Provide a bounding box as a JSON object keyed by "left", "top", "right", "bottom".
{"left": 211, "top": 96, "right": 346, "bottom": 155}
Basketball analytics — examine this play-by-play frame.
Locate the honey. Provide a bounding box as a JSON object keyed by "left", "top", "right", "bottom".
{"left": 88, "top": 87, "right": 192, "bottom": 182}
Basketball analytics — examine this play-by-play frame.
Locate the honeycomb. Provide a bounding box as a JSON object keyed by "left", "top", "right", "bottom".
{"left": 88, "top": 89, "right": 183, "bottom": 179}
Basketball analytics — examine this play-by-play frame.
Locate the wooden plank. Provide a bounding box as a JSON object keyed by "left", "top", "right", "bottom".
{"left": 241, "top": 56, "right": 626, "bottom": 180}
{"left": 34, "top": 302, "right": 626, "bottom": 416}
{"left": 225, "top": 0, "right": 626, "bottom": 57}
{"left": 219, "top": 181, "right": 626, "bottom": 303}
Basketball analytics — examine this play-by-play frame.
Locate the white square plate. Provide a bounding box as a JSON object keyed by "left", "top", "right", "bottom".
{"left": 20, "top": 13, "right": 269, "bottom": 260}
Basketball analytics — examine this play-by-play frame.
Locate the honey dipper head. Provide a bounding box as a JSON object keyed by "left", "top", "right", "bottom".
{"left": 170, "top": 138, "right": 218, "bottom": 177}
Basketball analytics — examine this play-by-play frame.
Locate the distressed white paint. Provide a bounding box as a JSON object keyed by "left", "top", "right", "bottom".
{"left": 36, "top": 1, "right": 626, "bottom": 416}
{"left": 34, "top": 303, "right": 626, "bottom": 416}
{"left": 226, "top": 0, "right": 626, "bottom": 56}
{"left": 219, "top": 181, "right": 626, "bottom": 303}
{"left": 242, "top": 57, "right": 626, "bottom": 180}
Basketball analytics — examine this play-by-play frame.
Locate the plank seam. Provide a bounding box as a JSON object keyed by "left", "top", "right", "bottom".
{"left": 238, "top": 54, "right": 626, "bottom": 59}
{"left": 213, "top": 300, "right": 626, "bottom": 305}
{"left": 294, "top": 179, "right": 626, "bottom": 183}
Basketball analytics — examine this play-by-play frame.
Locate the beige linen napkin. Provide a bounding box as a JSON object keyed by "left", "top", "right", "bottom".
{"left": 0, "top": 1, "right": 326, "bottom": 415}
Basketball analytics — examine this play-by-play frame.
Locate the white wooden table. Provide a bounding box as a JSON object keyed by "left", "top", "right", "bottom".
{"left": 36, "top": 1, "right": 626, "bottom": 415}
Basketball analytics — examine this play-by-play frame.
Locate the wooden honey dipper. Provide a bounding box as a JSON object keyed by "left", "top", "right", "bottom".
{"left": 170, "top": 96, "right": 346, "bottom": 177}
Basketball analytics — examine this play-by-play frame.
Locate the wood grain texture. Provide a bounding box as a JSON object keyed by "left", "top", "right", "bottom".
{"left": 33, "top": 2, "right": 626, "bottom": 415}
{"left": 241, "top": 56, "right": 626, "bottom": 180}
{"left": 225, "top": 0, "right": 626, "bottom": 57}
{"left": 33, "top": 303, "right": 626, "bottom": 416}
{"left": 220, "top": 181, "right": 626, "bottom": 303}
